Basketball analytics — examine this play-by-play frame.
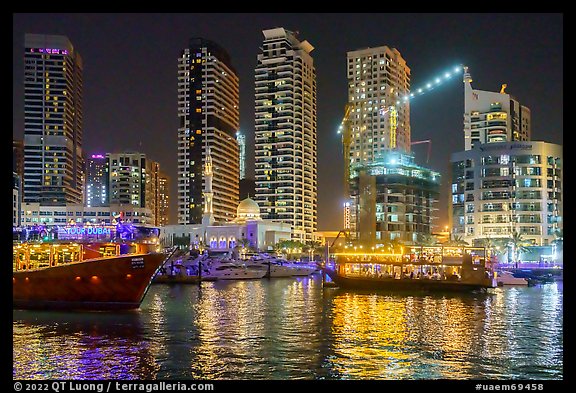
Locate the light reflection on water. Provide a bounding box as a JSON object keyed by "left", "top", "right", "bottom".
{"left": 13, "top": 277, "right": 562, "bottom": 380}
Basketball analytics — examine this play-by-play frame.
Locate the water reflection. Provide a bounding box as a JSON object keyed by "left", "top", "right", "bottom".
{"left": 13, "top": 278, "right": 563, "bottom": 380}
{"left": 13, "top": 310, "right": 157, "bottom": 379}
{"left": 324, "top": 285, "right": 562, "bottom": 379}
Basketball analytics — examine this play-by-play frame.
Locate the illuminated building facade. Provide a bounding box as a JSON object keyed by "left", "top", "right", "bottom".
{"left": 85, "top": 154, "right": 109, "bottom": 207}
{"left": 463, "top": 67, "right": 530, "bottom": 150}
{"left": 107, "top": 152, "right": 159, "bottom": 225}
{"left": 178, "top": 38, "right": 240, "bottom": 225}
{"left": 344, "top": 46, "right": 439, "bottom": 242}
{"left": 346, "top": 46, "right": 411, "bottom": 158}
{"left": 13, "top": 139, "right": 25, "bottom": 182}
{"left": 13, "top": 173, "right": 21, "bottom": 227}
{"left": 350, "top": 150, "right": 440, "bottom": 245}
{"left": 158, "top": 172, "right": 170, "bottom": 226}
{"left": 20, "top": 203, "right": 153, "bottom": 227}
{"left": 161, "top": 197, "right": 292, "bottom": 251}
{"left": 23, "top": 34, "right": 84, "bottom": 205}
{"left": 236, "top": 131, "right": 246, "bottom": 180}
{"left": 254, "top": 27, "right": 317, "bottom": 241}
{"left": 450, "top": 141, "right": 562, "bottom": 246}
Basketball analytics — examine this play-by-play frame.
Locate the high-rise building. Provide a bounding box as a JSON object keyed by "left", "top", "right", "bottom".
{"left": 13, "top": 139, "right": 25, "bottom": 182}
{"left": 13, "top": 172, "right": 21, "bottom": 227}
{"left": 107, "top": 152, "right": 149, "bottom": 208}
{"left": 147, "top": 160, "right": 160, "bottom": 226}
{"left": 177, "top": 38, "right": 240, "bottom": 225}
{"left": 344, "top": 46, "right": 439, "bottom": 243}
{"left": 349, "top": 151, "right": 440, "bottom": 245}
{"left": 236, "top": 131, "right": 246, "bottom": 180}
{"left": 346, "top": 46, "right": 411, "bottom": 158}
{"left": 85, "top": 154, "right": 109, "bottom": 207}
{"left": 254, "top": 27, "right": 317, "bottom": 241}
{"left": 23, "top": 34, "right": 84, "bottom": 205}
{"left": 450, "top": 141, "right": 562, "bottom": 246}
{"left": 158, "top": 172, "right": 170, "bottom": 226}
{"left": 463, "top": 67, "right": 531, "bottom": 150}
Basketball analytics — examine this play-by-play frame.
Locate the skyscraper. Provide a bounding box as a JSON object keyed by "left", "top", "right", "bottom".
{"left": 13, "top": 139, "right": 25, "bottom": 182}
{"left": 346, "top": 46, "right": 411, "bottom": 159}
{"left": 158, "top": 172, "right": 170, "bottom": 226}
{"left": 450, "top": 69, "right": 558, "bottom": 247}
{"left": 463, "top": 67, "right": 531, "bottom": 150}
{"left": 177, "top": 38, "right": 240, "bottom": 225}
{"left": 344, "top": 46, "right": 439, "bottom": 244}
{"left": 108, "top": 152, "right": 151, "bottom": 209}
{"left": 236, "top": 131, "right": 246, "bottom": 180}
{"left": 254, "top": 28, "right": 317, "bottom": 241}
{"left": 85, "top": 154, "right": 109, "bottom": 207}
{"left": 23, "top": 34, "right": 84, "bottom": 205}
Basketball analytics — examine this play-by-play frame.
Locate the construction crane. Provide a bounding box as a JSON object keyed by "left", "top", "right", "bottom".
{"left": 337, "top": 64, "right": 464, "bottom": 234}
{"left": 410, "top": 139, "right": 432, "bottom": 164}
{"left": 330, "top": 229, "right": 351, "bottom": 248}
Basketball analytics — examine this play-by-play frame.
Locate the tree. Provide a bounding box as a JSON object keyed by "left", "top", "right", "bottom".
{"left": 552, "top": 229, "right": 563, "bottom": 247}
{"left": 507, "top": 231, "right": 531, "bottom": 268}
{"left": 274, "top": 239, "right": 305, "bottom": 260}
{"left": 237, "top": 237, "right": 251, "bottom": 249}
{"left": 415, "top": 233, "right": 439, "bottom": 246}
{"left": 476, "top": 236, "right": 507, "bottom": 263}
{"left": 551, "top": 229, "right": 563, "bottom": 264}
{"left": 380, "top": 238, "right": 405, "bottom": 253}
{"left": 444, "top": 235, "right": 469, "bottom": 247}
{"left": 304, "top": 240, "right": 322, "bottom": 261}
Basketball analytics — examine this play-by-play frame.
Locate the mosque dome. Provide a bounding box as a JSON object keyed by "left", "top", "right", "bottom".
{"left": 236, "top": 197, "right": 261, "bottom": 221}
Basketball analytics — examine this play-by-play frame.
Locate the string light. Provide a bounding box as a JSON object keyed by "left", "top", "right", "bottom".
{"left": 336, "top": 64, "right": 465, "bottom": 134}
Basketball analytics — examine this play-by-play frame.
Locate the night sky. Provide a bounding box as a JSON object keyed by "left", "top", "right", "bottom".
{"left": 13, "top": 13, "right": 563, "bottom": 230}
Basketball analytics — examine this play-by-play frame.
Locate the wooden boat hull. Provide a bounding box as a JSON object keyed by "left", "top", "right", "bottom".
{"left": 325, "top": 269, "right": 493, "bottom": 292}
{"left": 13, "top": 253, "right": 165, "bottom": 310}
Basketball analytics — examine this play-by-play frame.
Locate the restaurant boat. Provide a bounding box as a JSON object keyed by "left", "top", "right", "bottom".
{"left": 13, "top": 224, "right": 167, "bottom": 310}
{"left": 324, "top": 246, "right": 497, "bottom": 291}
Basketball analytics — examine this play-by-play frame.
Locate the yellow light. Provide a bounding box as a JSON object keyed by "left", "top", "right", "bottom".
{"left": 126, "top": 274, "right": 132, "bottom": 279}
{"left": 75, "top": 276, "right": 81, "bottom": 281}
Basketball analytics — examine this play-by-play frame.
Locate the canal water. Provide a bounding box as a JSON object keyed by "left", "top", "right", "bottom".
{"left": 13, "top": 276, "right": 563, "bottom": 380}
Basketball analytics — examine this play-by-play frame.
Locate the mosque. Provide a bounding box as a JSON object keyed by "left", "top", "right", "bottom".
{"left": 160, "top": 150, "right": 292, "bottom": 251}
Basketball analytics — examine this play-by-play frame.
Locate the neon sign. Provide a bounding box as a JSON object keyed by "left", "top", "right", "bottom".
{"left": 64, "top": 227, "right": 111, "bottom": 236}
{"left": 29, "top": 48, "right": 69, "bottom": 55}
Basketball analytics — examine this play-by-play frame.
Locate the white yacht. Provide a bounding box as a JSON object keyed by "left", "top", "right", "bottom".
{"left": 243, "top": 259, "right": 294, "bottom": 277}
{"left": 496, "top": 270, "right": 529, "bottom": 286}
{"left": 208, "top": 260, "right": 267, "bottom": 280}
{"left": 244, "top": 255, "right": 316, "bottom": 277}
{"left": 285, "top": 263, "right": 317, "bottom": 276}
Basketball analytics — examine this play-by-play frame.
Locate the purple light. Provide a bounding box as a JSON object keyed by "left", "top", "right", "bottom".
{"left": 31, "top": 48, "right": 69, "bottom": 55}
{"left": 91, "top": 154, "right": 105, "bottom": 159}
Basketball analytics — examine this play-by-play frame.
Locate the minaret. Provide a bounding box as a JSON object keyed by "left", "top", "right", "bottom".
{"left": 202, "top": 148, "right": 215, "bottom": 226}
{"left": 463, "top": 66, "right": 474, "bottom": 95}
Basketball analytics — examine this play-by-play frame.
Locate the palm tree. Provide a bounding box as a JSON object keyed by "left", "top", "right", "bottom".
{"left": 444, "top": 235, "right": 469, "bottom": 247}
{"left": 476, "top": 236, "right": 508, "bottom": 264}
{"left": 274, "top": 239, "right": 304, "bottom": 260}
{"left": 305, "top": 240, "right": 322, "bottom": 261}
{"left": 551, "top": 229, "right": 563, "bottom": 265}
{"left": 416, "top": 233, "right": 439, "bottom": 246}
{"left": 507, "top": 231, "right": 531, "bottom": 269}
{"left": 237, "top": 237, "right": 251, "bottom": 249}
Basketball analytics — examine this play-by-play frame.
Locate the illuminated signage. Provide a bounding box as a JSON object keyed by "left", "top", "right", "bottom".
{"left": 64, "top": 226, "right": 111, "bottom": 236}
{"left": 91, "top": 154, "right": 105, "bottom": 159}
{"left": 29, "top": 48, "right": 69, "bottom": 55}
